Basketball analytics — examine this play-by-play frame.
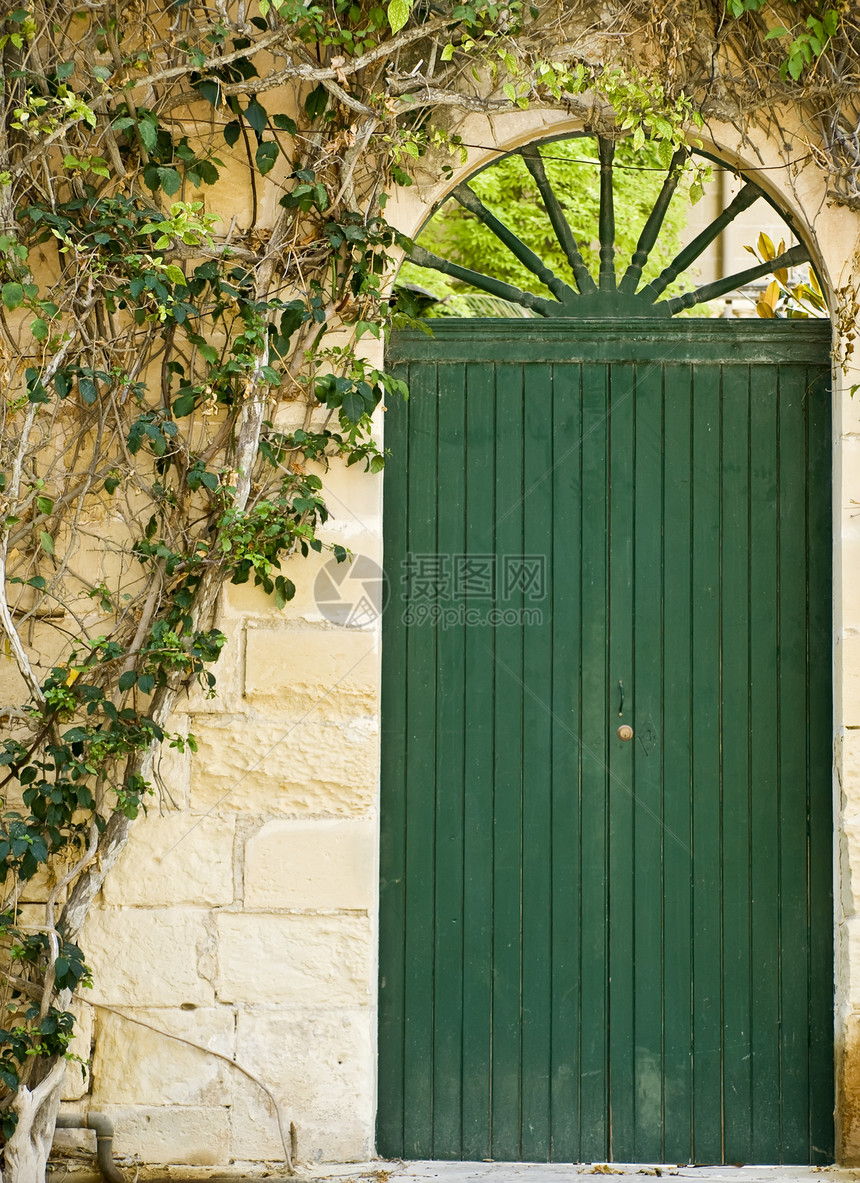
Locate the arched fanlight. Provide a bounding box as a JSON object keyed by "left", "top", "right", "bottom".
{"left": 407, "top": 137, "right": 810, "bottom": 318}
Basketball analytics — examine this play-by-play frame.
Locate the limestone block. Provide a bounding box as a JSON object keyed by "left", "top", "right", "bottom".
{"left": 841, "top": 382, "right": 860, "bottom": 438}
{"left": 215, "top": 913, "right": 372, "bottom": 1005}
{"left": 94, "top": 1104, "right": 231, "bottom": 1165}
{"left": 845, "top": 636, "right": 860, "bottom": 728}
{"left": 244, "top": 818, "right": 375, "bottom": 910}
{"left": 839, "top": 1008, "right": 860, "bottom": 1163}
{"left": 18, "top": 861, "right": 53, "bottom": 904}
{"left": 310, "top": 460, "right": 382, "bottom": 534}
{"left": 841, "top": 917, "right": 860, "bottom": 1010}
{"left": 224, "top": 546, "right": 333, "bottom": 622}
{"left": 226, "top": 534, "right": 383, "bottom": 626}
{"left": 243, "top": 626, "right": 380, "bottom": 714}
{"left": 102, "top": 813, "right": 235, "bottom": 907}
{"left": 50, "top": 1125, "right": 95, "bottom": 1159}
{"left": 0, "top": 653, "right": 25, "bottom": 706}
{"left": 62, "top": 1002, "right": 93, "bottom": 1102}
{"left": 840, "top": 521, "right": 860, "bottom": 634}
{"left": 189, "top": 714, "right": 378, "bottom": 817}
{"left": 230, "top": 1007, "right": 374, "bottom": 1162}
{"left": 184, "top": 624, "right": 244, "bottom": 713}
{"left": 148, "top": 723, "right": 192, "bottom": 811}
{"left": 83, "top": 907, "right": 215, "bottom": 1007}
{"left": 90, "top": 1006, "right": 234, "bottom": 1107}
{"left": 839, "top": 436, "right": 860, "bottom": 511}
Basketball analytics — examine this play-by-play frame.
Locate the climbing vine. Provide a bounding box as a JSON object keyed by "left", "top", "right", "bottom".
{"left": 0, "top": 0, "right": 855, "bottom": 1177}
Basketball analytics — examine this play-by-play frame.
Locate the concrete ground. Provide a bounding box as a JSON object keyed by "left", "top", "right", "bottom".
{"left": 302, "top": 1162, "right": 860, "bottom": 1183}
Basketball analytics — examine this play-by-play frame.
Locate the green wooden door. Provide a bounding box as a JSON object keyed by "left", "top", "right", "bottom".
{"left": 379, "top": 319, "right": 833, "bottom": 1165}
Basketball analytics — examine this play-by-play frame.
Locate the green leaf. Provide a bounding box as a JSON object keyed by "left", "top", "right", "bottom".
{"left": 244, "top": 98, "right": 268, "bottom": 136}
{"left": 137, "top": 117, "right": 159, "bottom": 153}
{"left": 163, "top": 264, "right": 187, "bottom": 285}
{"left": 764, "top": 25, "right": 790, "bottom": 39}
{"left": 304, "top": 84, "right": 328, "bottom": 121}
{"left": 255, "top": 140, "right": 279, "bottom": 175}
{"left": 196, "top": 159, "right": 219, "bottom": 185}
{"left": 223, "top": 120, "right": 241, "bottom": 147}
{"left": 118, "top": 670, "right": 138, "bottom": 692}
{"left": 30, "top": 317, "right": 48, "bottom": 341}
{"left": 172, "top": 392, "right": 197, "bottom": 417}
{"left": 156, "top": 167, "right": 182, "bottom": 196}
{"left": 341, "top": 390, "right": 367, "bottom": 423}
{"left": 137, "top": 674, "right": 155, "bottom": 695}
{"left": 441, "top": 42, "right": 454, "bottom": 61}
{"left": 39, "top": 530, "right": 54, "bottom": 556}
{"left": 104, "top": 476, "right": 120, "bottom": 494}
{"left": 79, "top": 377, "right": 97, "bottom": 405}
{"left": 196, "top": 78, "right": 221, "bottom": 107}
{"left": 2, "top": 282, "right": 23, "bottom": 310}
{"left": 272, "top": 113, "right": 297, "bottom": 135}
{"left": 36, "top": 495, "right": 53, "bottom": 515}
{"left": 388, "top": 0, "right": 411, "bottom": 33}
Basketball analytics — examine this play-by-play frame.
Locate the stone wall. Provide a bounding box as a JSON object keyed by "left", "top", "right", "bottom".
{"left": 63, "top": 450, "right": 384, "bottom": 1168}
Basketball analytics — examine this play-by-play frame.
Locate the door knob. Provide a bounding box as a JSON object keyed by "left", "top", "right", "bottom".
{"left": 617, "top": 724, "right": 634, "bottom": 741}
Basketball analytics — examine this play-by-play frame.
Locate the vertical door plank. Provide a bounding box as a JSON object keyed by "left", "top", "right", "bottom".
{"left": 720, "top": 363, "right": 753, "bottom": 1165}
{"left": 378, "top": 364, "right": 411, "bottom": 1157}
{"left": 608, "top": 362, "right": 636, "bottom": 1160}
{"left": 806, "top": 368, "right": 834, "bottom": 1164}
{"left": 433, "top": 364, "right": 468, "bottom": 1157}
{"left": 579, "top": 361, "right": 611, "bottom": 1161}
{"left": 748, "top": 362, "right": 781, "bottom": 1162}
{"left": 521, "top": 363, "right": 555, "bottom": 1161}
{"left": 661, "top": 363, "right": 694, "bottom": 1162}
{"left": 461, "top": 361, "right": 497, "bottom": 1158}
{"left": 491, "top": 363, "right": 526, "bottom": 1160}
{"left": 631, "top": 362, "right": 665, "bottom": 1162}
{"left": 550, "top": 363, "right": 584, "bottom": 1161}
{"left": 402, "top": 363, "right": 440, "bottom": 1158}
{"left": 690, "top": 363, "right": 723, "bottom": 1165}
{"left": 776, "top": 364, "right": 813, "bottom": 1163}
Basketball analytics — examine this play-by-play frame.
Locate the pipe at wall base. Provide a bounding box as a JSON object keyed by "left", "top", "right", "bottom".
{"left": 54, "top": 1113, "right": 125, "bottom": 1183}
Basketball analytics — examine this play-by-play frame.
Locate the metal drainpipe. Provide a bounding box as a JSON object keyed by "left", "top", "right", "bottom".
{"left": 54, "top": 1113, "right": 125, "bottom": 1183}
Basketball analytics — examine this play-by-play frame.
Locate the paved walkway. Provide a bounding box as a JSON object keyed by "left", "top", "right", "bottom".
{"left": 304, "top": 1162, "right": 860, "bottom": 1183}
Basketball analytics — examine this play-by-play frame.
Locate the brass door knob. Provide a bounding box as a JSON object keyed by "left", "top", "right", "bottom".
{"left": 617, "top": 724, "right": 634, "bottom": 741}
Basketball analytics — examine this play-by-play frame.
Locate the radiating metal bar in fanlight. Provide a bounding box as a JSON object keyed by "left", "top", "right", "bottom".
{"left": 641, "top": 180, "right": 763, "bottom": 302}
{"left": 660, "top": 243, "right": 810, "bottom": 315}
{"left": 597, "top": 137, "right": 617, "bottom": 291}
{"left": 407, "top": 243, "right": 558, "bottom": 317}
{"left": 619, "top": 148, "right": 688, "bottom": 295}
{"left": 519, "top": 144, "right": 597, "bottom": 295}
{"left": 450, "top": 182, "right": 578, "bottom": 306}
